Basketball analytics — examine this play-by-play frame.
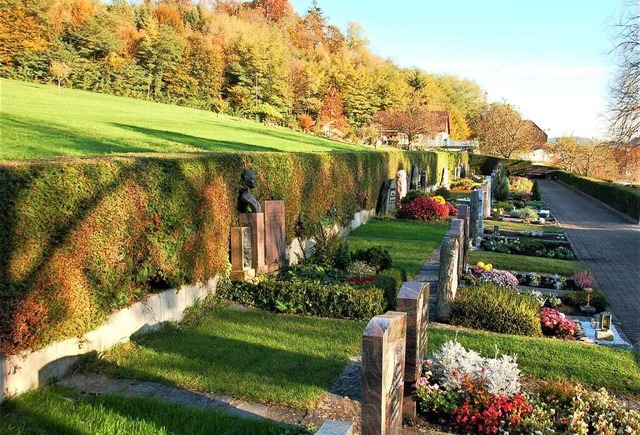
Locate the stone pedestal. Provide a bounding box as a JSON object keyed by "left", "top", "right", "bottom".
{"left": 239, "top": 212, "right": 267, "bottom": 274}
{"left": 436, "top": 237, "right": 459, "bottom": 322}
{"left": 482, "top": 183, "right": 491, "bottom": 219}
{"left": 230, "top": 226, "right": 255, "bottom": 281}
{"left": 395, "top": 282, "right": 430, "bottom": 420}
{"left": 264, "top": 200, "right": 286, "bottom": 273}
{"left": 362, "top": 311, "right": 407, "bottom": 435}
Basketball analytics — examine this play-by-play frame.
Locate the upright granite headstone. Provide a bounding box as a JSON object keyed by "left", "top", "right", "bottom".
{"left": 477, "top": 188, "right": 485, "bottom": 231}
{"left": 469, "top": 190, "right": 481, "bottom": 247}
{"left": 457, "top": 204, "right": 470, "bottom": 263}
{"left": 436, "top": 237, "right": 459, "bottom": 322}
{"left": 395, "top": 282, "right": 430, "bottom": 420}
{"left": 377, "top": 179, "right": 398, "bottom": 215}
{"left": 420, "top": 170, "right": 428, "bottom": 192}
{"left": 396, "top": 170, "right": 408, "bottom": 201}
{"left": 460, "top": 164, "right": 467, "bottom": 179}
{"left": 264, "top": 200, "right": 286, "bottom": 272}
{"left": 362, "top": 311, "right": 407, "bottom": 435}
{"left": 410, "top": 164, "right": 420, "bottom": 190}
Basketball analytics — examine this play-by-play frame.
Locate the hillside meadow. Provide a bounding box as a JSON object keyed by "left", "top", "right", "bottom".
{"left": 0, "top": 79, "right": 366, "bottom": 160}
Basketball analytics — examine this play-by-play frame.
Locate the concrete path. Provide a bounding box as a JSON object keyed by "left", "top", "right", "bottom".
{"left": 538, "top": 180, "right": 640, "bottom": 348}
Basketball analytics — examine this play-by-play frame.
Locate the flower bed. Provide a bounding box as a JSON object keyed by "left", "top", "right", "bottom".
{"left": 417, "top": 341, "right": 640, "bottom": 434}
{"left": 482, "top": 238, "right": 576, "bottom": 260}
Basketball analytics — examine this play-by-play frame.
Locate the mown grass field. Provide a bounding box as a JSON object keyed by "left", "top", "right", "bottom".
{"left": 0, "top": 79, "right": 365, "bottom": 160}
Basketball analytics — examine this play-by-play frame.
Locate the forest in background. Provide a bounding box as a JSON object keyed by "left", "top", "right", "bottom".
{"left": 0, "top": 0, "right": 487, "bottom": 142}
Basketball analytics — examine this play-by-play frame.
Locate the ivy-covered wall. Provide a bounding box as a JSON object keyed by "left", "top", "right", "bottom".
{"left": 0, "top": 150, "right": 466, "bottom": 355}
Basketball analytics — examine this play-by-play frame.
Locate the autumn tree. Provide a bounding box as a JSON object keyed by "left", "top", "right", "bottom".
{"left": 50, "top": 61, "right": 71, "bottom": 93}
{"left": 472, "top": 103, "right": 537, "bottom": 158}
{"left": 373, "top": 108, "right": 442, "bottom": 148}
{"left": 551, "top": 137, "right": 618, "bottom": 180}
{"left": 0, "top": 0, "right": 50, "bottom": 66}
{"left": 608, "top": 0, "right": 639, "bottom": 143}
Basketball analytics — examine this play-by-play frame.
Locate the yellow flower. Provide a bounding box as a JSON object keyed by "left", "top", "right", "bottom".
{"left": 476, "top": 262, "right": 485, "bottom": 269}
{"left": 484, "top": 263, "right": 493, "bottom": 271}
{"left": 432, "top": 195, "right": 446, "bottom": 205}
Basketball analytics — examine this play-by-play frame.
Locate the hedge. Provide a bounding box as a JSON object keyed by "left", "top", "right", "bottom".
{"left": 0, "top": 150, "right": 467, "bottom": 355}
{"left": 222, "top": 279, "right": 385, "bottom": 320}
{"left": 555, "top": 170, "right": 640, "bottom": 221}
{"left": 469, "top": 154, "right": 532, "bottom": 176}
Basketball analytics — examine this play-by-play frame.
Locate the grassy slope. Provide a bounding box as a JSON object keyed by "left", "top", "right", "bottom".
{"left": 348, "top": 219, "right": 449, "bottom": 277}
{"left": 90, "top": 306, "right": 366, "bottom": 410}
{"left": 0, "top": 78, "right": 364, "bottom": 160}
{"left": 0, "top": 388, "right": 286, "bottom": 435}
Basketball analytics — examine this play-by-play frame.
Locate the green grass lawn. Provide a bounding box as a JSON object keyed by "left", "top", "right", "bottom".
{"left": 1, "top": 78, "right": 365, "bottom": 160}
{"left": 489, "top": 220, "right": 565, "bottom": 234}
{"left": 87, "top": 305, "right": 366, "bottom": 410}
{"left": 468, "top": 251, "right": 583, "bottom": 275}
{"left": 348, "top": 218, "right": 449, "bottom": 277}
{"left": 0, "top": 387, "right": 291, "bottom": 435}
{"left": 429, "top": 324, "right": 640, "bottom": 396}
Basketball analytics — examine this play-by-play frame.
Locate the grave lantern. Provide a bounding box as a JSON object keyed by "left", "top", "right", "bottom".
{"left": 600, "top": 312, "right": 612, "bottom": 331}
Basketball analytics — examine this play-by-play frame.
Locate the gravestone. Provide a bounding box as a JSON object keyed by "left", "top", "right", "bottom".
{"left": 441, "top": 167, "right": 450, "bottom": 189}
{"left": 362, "top": 311, "right": 407, "bottom": 435}
{"left": 420, "top": 170, "right": 428, "bottom": 192}
{"left": 454, "top": 165, "right": 460, "bottom": 179}
{"left": 477, "top": 188, "right": 485, "bottom": 231}
{"left": 395, "top": 282, "right": 430, "bottom": 420}
{"left": 469, "top": 190, "right": 481, "bottom": 246}
{"left": 457, "top": 204, "right": 470, "bottom": 263}
{"left": 436, "top": 237, "right": 459, "bottom": 322}
{"left": 239, "top": 212, "right": 267, "bottom": 274}
{"left": 460, "top": 164, "right": 466, "bottom": 179}
{"left": 230, "top": 226, "right": 255, "bottom": 280}
{"left": 483, "top": 178, "right": 492, "bottom": 218}
{"left": 396, "top": 170, "right": 408, "bottom": 201}
{"left": 264, "top": 200, "right": 286, "bottom": 272}
{"left": 447, "top": 219, "right": 465, "bottom": 278}
{"left": 410, "top": 164, "right": 420, "bottom": 190}
{"left": 377, "top": 179, "right": 397, "bottom": 215}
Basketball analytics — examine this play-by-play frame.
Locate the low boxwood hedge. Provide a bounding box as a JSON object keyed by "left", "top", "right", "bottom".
{"left": 222, "top": 279, "right": 385, "bottom": 320}
{"left": 555, "top": 170, "right": 640, "bottom": 220}
{"left": 370, "top": 267, "right": 407, "bottom": 309}
{"left": 451, "top": 284, "right": 542, "bottom": 336}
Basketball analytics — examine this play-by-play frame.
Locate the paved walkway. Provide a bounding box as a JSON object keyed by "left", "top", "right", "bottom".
{"left": 538, "top": 180, "right": 640, "bottom": 348}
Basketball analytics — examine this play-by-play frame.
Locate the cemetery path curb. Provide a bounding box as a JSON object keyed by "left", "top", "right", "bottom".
{"left": 538, "top": 180, "right": 640, "bottom": 349}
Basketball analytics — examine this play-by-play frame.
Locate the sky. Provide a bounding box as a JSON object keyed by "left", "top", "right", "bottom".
{"left": 289, "top": 0, "right": 628, "bottom": 139}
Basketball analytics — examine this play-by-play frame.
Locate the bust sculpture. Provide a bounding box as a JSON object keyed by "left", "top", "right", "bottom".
{"left": 238, "top": 169, "right": 262, "bottom": 213}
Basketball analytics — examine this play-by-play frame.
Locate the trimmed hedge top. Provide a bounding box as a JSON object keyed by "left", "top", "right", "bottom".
{"left": 0, "top": 150, "right": 466, "bottom": 355}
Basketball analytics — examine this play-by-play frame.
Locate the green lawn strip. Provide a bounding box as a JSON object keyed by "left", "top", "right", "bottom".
{"left": 468, "top": 251, "right": 583, "bottom": 275}
{"left": 88, "top": 307, "right": 365, "bottom": 410}
{"left": 1, "top": 78, "right": 365, "bottom": 160}
{"left": 348, "top": 219, "right": 449, "bottom": 277}
{"left": 428, "top": 324, "right": 640, "bottom": 396}
{"left": 0, "top": 387, "right": 290, "bottom": 435}
{"left": 490, "top": 220, "right": 565, "bottom": 234}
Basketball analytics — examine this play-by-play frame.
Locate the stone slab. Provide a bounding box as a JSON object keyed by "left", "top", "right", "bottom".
{"left": 362, "top": 311, "right": 406, "bottom": 435}
{"left": 264, "top": 200, "right": 286, "bottom": 271}
{"left": 317, "top": 420, "right": 355, "bottom": 435}
{"left": 239, "top": 212, "right": 266, "bottom": 274}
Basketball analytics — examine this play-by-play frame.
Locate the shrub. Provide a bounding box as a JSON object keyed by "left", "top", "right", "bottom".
{"left": 351, "top": 246, "right": 392, "bottom": 272}
{"left": 569, "top": 385, "right": 640, "bottom": 434}
{"left": 476, "top": 269, "right": 520, "bottom": 288}
{"left": 531, "top": 179, "right": 542, "bottom": 201}
{"left": 400, "top": 189, "right": 428, "bottom": 206}
{"left": 434, "top": 186, "right": 450, "bottom": 199}
{"left": 450, "top": 178, "right": 475, "bottom": 190}
{"left": 223, "top": 278, "right": 385, "bottom": 320}
{"left": 540, "top": 307, "right": 578, "bottom": 339}
{"left": 345, "top": 260, "right": 377, "bottom": 278}
{"left": 572, "top": 269, "right": 595, "bottom": 289}
{"left": 431, "top": 195, "right": 446, "bottom": 205}
{"left": 510, "top": 207, "right": 539, "bottom": 220}
{"left": 370, "top": 267, "right": 407, "bottom": 308}
{"left": 509, "top": 176, "right": 533, "bottom": 194}
{"left": 451, "top": 284, "right": 542, "bottom": 336}
{"left": 399, "top": 196, "right": 449, "bottom": 221}
{"left": 494, "top": 200, "right": 515, "bottom": 213}
{"left": 445, "top": 202, "right": 458, "bottom": 216}
{"left": 494, "top": 177, "right": 510, "bottom": 201}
